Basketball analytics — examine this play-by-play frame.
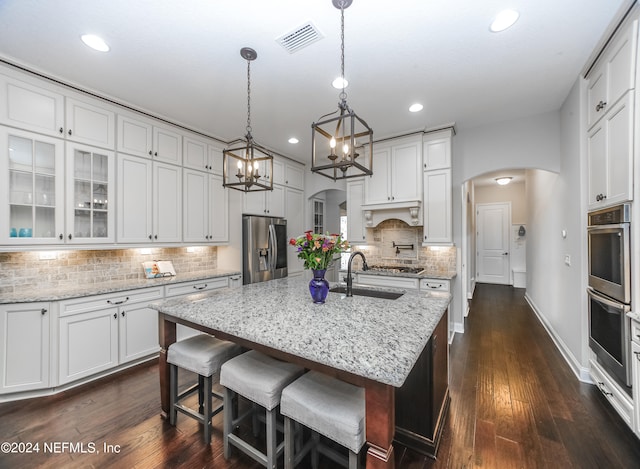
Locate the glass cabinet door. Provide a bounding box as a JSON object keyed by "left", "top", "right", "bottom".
{"left": 1, "top": 128, "right": 64, "bottom": 243}
{"left": 66, "top": 144, "right": 115, "bottom": 243}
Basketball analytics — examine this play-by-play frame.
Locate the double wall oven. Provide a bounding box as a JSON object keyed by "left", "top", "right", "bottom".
{"left": 587, "top": 204, "right": 632, "bottom": 395}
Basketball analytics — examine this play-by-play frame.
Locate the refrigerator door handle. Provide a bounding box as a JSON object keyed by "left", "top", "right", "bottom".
{"left": 268, "top": 224, "right": 277, "bottom": 273}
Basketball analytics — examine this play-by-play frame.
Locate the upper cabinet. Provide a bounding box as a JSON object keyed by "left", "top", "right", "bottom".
{"left": 117, "top": 112, "right": 182, "bottom": 165}
{"left": 586, "top": 17, "right": 638, "bottom": 210}
{"left": 365, "top": 136, "right": 422, "bottom": 205}
{"left": 65, "top": 96, "right": 116, "bottom": 149}
{"left": 0, "top": 73, "right": 65, "bottom": 138}
{"left": 587, "top": 20, "right": 638, "bottom": 130}
{"left": 423, "top": 128, "right": 454, "bottom": 245}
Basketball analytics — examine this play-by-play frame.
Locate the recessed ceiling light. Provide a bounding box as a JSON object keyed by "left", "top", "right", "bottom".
{"left": 490, "top": 10, "right": 519, "bottom": 33}
{"left": 332, "top": 77, "right": 348, "bottom": 89}
{"left": 81, "top": 34, "right": 110, "bottom": 52}
{"left": 288, "top": 137, "right": 299, "bottom": 144}
{"left": 409, "top": 103, "right": 423, "bottom": 113}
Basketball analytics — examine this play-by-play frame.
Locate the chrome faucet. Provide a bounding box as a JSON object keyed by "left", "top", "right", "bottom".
{"left": 346, "top": 251, "right": 369, "bottom": 297}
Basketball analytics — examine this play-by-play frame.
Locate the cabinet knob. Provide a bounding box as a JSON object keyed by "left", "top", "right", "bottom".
{"left": 149, "top": 235, "right": 153, "bottom": 240}
{"left": 113, "top": 313, "right": 117, "bottom": 319}
{"left": 68, "top": 129, "right": 72, "bottom": 136}
{"left": 154, "top": 152, "right": 158, "bottom": 157}
{"left": 59, "top": 234, "right": 63, "bottom": 240}
{"left": 148, "top": 150, "right": 153, "bottom": 156}
{"left": 59, "top": 127, "right": 64, "bottom": 134}
{"left": 68, "top": 234, "right": 72, "bottom": 240}
{"left": 121, "top": 311, "right": 126, "bottom": 317}
{"left": 41, "top": 308, "right": 47, "bottom": 315}
{"left": 154, "top": 234, "right": 158, "bottom": 240}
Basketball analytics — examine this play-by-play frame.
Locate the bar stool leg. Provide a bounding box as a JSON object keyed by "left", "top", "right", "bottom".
{"left": 203, "top": 375, "right": 212, "bottom": 444}
{"left": 198, "top": 375, "right": 205, "bottom": 414}
{"left": 169, "top": 364, "right": 178, "bottom": 426}
{"left": 311, "top": 432, "right": 320, "bottom": 469}
{"left": 223, "top": 387, "right": 234, "bottom": 458}
{"left": 266, "top": 407, "right": 277, "bottom": 469}
{"left": 348, "top": 450, "right": 358, "bottom": 469}
{"left": 284, "top": 416, "right": 294, "bottom": 469}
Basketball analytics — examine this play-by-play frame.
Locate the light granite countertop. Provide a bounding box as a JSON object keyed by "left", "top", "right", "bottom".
{"left": 150, "top": 276, "right": 451, "bottom": 388}
{"left": 0, "top": 269, "right": 242, "bottom": 304}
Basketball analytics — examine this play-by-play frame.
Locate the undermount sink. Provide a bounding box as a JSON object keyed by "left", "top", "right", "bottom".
{"left": 329, "top": 286, "right": 404, "bottom": 300}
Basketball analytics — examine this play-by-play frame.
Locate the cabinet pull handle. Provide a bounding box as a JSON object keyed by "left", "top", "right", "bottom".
{"left": 68, "top": 129, "right": 72, "bottom": 136}
{"left": 193, "top": 284, "right": 208, "bottom": 290}
{"left": 121, "top": 311, "right": 126, "bottom": 317}
{"left": 41, "top": 308, "right": 47, "bottom": 315}
{"left": 597, "top": 381, "right": 613, "bottom": 396}
{"left": 113, "top": 313, "right": 117, "bottom": 319}
{"left": 595, "top": 100, "right": 607, "bottom": 112}
{"left": 427, "top": 284, "right": 442, "bottom": 289}
{"left": 59, "top": 127, "right": 64, "bottom": 134}
{"left": 107, "top": 296, "right": 130, "bottom": 305}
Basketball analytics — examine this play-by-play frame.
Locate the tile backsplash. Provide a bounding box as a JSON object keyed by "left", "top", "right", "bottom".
{"left": 0, "top": 246, "right": 218, "bottom": 295}
{"left": 351, "top": 219, "right": 456, "bottom": 274}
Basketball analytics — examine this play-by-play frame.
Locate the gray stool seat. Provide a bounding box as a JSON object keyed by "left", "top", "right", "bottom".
{"left": 221, "top": 350, "right": 304, "bottom": 468}
{"left": 281, "top": 371, "right": 365, "bottom": 469}
{"left": 167, "top": 334, "right": 242, "bottom": 444}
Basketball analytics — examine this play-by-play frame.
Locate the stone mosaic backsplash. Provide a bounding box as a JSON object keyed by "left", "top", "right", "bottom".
{"left": 0, "top": 246, "right": 218, "bottom": 295}
{"left": 350, "top": 219, "right": 456, "bottom": 274}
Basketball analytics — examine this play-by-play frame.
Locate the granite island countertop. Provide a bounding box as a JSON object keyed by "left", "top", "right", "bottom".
{"left": 150, "top": 276, "right": 451, "bottom": 388}
{"left": 0, "top": 268, "right": 242, "bottom": 304}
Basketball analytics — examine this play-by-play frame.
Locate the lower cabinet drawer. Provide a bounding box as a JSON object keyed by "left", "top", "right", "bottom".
{"left": 419, "top": 279, "right": 450, "bottom": 292}
{"left": 164, "top": 277, "right": 229, "bottom": 297}
{"left": 589, "top": 359, "right": 633, "bottom": 429}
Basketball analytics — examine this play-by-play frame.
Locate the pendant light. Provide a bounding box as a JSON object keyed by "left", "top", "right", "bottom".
{"left": 311, "top": 0, "right": 373, "bottom": 181}
{"left": 223, "top": 47, "right": 274, "bottom": 192}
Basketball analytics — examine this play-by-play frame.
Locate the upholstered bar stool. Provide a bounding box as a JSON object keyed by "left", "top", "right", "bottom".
{"left": 280, "top": 371, "right": 365, "bottom": 469}
{"left": 220, "top": 350, "right": 305, "bottom": 469}
{"left": 167, "top": 334, "right": 242, "bottom": 443}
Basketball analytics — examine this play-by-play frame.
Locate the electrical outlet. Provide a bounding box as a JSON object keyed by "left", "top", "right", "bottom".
{"left": 564, "top": 254, "right": 571, "bottom": 266}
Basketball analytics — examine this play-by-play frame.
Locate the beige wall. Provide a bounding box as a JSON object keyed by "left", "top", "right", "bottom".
{"left": 474, "top": 181, "right": 526, "bottom": 224}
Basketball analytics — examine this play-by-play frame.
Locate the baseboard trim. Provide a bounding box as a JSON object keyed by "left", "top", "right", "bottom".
{"left": 524, "top": 293, "right": 590, "bottom": 383}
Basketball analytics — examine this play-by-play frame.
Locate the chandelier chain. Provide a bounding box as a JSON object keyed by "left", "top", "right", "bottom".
{"left": 339, "top": 3, "right": 347, "bottom": 102}
{"left": 246, "top": 58, "right": 252, "bottom": 134}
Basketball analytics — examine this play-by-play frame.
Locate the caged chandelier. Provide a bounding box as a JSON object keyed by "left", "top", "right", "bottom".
{"left": 311, "top": 0, "right": 373, "bottom": 181}
{"left": 223, "top": 47, "right": 274, "bottom": 192}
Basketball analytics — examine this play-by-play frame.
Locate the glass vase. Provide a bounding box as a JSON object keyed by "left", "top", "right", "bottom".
{"left": 309, "top": 269, "right": 329, "bottom": 304}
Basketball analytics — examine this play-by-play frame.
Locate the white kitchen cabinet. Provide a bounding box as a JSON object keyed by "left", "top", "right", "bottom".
{"left": 285, "top": 187, "right": 305, "bottom": 273}
{"left": 365, "top": 136, "right": 422, "bottom": 205}
{"left": 423, "top": 134, "right": 451, "bottom": 171}
{"left": 590, "top": 358, "right": 634, "bottom": 430}
{"left": 243, "top": 184, "right": 285, "bottom": 217}
{"left": 183, "top": 136, "right": 225, "bottom": 175}
{"left": 283, "top": 161, "right": 304, "bottom": 190}
{"left": 183, "top": 169, "right": 228, "bottom": 243}
{"left": 346, "top": 178, "right": 366, "bottom": 244}
{"left": 419, "top": 278, "right": 450, "bottom": 292}
{"left": 65, "top": 96, "right": 115, "bottom": 149}
{"left": 587, "top": 19, "right": 638, "bottom": 130}
{"left": 58, "top": 287, "right": 163, "bottom": 384}
{"left": 423, "top": 168, "right": 452, "bottom": 244}
{"left": 116, "top": 154, "right": 182, "bottom": 243}
{"left": 0, "top": 127, "right": 65, "bottom": 245}
{"left": 356, "top": 273, "right": 420, "bottom": 290}
{"left": 0, "top": 302, "right": 50, "bottom": 394}
{"left": 0, "top": 73, "right": 65, "bottom": 137}
{"left": 65, "top": 142, "right": 115, "bottom": 243}
{"left": 587, "top": 91, "right": 634, "bottom": 210}
{"left": 116, "top": 112, "right": 182, "bottom": 165}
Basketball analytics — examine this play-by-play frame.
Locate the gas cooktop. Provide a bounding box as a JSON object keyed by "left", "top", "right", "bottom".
{"left": 367, "top": 265, "right": 425, "bottom": 274}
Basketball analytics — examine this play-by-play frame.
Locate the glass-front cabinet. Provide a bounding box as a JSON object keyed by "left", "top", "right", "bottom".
{"left": 66, "top": 143, "right": 115, "bottom": 243}
{"left": 0, "top": 128, "right": 64, "bottom": 244}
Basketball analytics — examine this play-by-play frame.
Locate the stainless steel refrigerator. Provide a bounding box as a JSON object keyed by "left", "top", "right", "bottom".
{"left": 242, "top": 215, "right": 288, "bottom": 285}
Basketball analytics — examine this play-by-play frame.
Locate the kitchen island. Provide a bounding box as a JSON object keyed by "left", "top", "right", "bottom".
{"left": 151, "top": 276, "right": 451, "bottom": 469}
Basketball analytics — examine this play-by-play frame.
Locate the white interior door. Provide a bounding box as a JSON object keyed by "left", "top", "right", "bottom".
{"left": 476, "top": 202, "right": 511, "bottom": 284}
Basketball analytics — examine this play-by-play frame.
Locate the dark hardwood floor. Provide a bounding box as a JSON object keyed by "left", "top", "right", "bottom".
{"left": 1, "top": 284, "right": 639, "bottom": 468}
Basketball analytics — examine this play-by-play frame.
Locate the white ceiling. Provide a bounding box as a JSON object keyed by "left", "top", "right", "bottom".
{"left": 0, "top": 0, "right": 629, "bottom": 164}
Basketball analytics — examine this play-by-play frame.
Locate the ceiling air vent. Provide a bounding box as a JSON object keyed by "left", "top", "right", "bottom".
{"left": 276, "top": 22, "right": 323, "bottom": 54}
